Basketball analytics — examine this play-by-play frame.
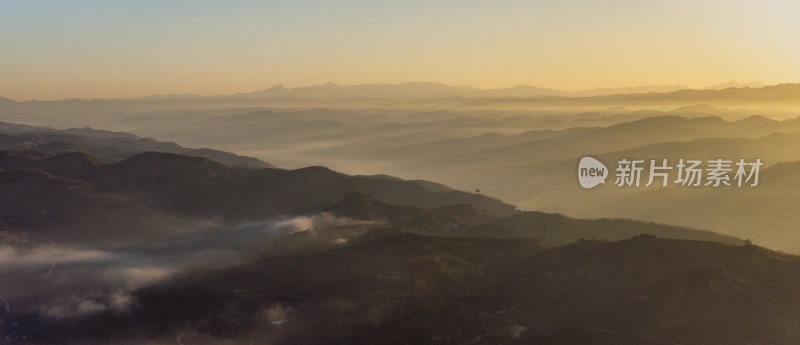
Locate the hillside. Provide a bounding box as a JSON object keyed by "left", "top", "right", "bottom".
{"left": 0, "top": 141, "right": 783, "bottom": 345}
{"left": 0, "top": 122, "right": 275, "bottom": 169}
{"left": 19, "top": 234, "right": 799, "bottom": 345}
{"left": 0, "top": 150, "right": 741, "bottom": 248}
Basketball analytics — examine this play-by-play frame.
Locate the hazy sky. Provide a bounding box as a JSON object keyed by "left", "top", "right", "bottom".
{"left": 1, "top": 0, "right": 798, "bottom": 100}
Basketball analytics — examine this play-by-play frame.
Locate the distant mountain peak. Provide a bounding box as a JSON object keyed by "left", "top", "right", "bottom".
{"left": 734, "top": 114, "right": 778, "bottom": 124}
{"left": 705, "top": 80, "right": 764, "bottom": 90}
{"left": 121, "top": 81, "right": 796, "bottom": 101}
{"left": 573, "top": 84, "right": 689, "bottom": 96}
{"left": 0, "top": 96, "right": 18, "bottom": 104}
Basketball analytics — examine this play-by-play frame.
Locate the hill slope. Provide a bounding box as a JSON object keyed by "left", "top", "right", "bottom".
{"left": 20, "top": 234, "right": 799, "bottom": 345}
{"left": 0, "top": 121, "right": 275, "bottom": 169}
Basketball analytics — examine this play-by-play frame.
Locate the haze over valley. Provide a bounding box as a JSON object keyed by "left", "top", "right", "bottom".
{"left": 1, "top": 81, "right": 798, "bottom": 343}
{"left": 3, "top": 82, "right": 797, "bottom": 251}
{"left": 2, "top": 1, "right": 799, "bottom": 343}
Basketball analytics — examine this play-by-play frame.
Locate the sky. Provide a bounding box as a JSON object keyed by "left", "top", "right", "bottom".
{"left": 0, "top": 0, "right": 798, "bottom": 100}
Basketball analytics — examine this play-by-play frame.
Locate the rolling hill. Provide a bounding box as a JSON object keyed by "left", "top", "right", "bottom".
{"left": 17, "top": 234, "right": 798, "bottom": 345}
{"left": 0, "top": 122, "right": 275, "bottom": 169}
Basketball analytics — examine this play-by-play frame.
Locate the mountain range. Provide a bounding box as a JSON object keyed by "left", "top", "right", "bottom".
{"left": 0, "top": 78, "right": 797, "bottom": 345}
{"left": 129, "top": 81, "right": 786, "bottom": 101}
{"left": 1, "top": 124, "right": 796, "bottom": 345}
{"left": 0, "top": 148, "right": 742, "bottom": 247}
{"left": 138, "top": 80, "right": 782, "bottom": 101}
{"left": 17, "top": 233, "right": 800, "bottom": 345}
{"left": 0, "top": 81, "right": 790, "bottom": 103}
{"left": 0, "top": 122, "right": 274, "bottom": 169}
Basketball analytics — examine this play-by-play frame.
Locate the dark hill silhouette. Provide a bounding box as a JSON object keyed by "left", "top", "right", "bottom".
{"left": 516, "top": 83, "right": 799, "bottom": 104}
{"left": 28, "top": 234, "right": 799, "bottom": 345}
{"left": 0, "top": 150, "right": 515, "bottom": 229}
{"left": 0, "top": 121, "right": 276, "bottom": 168}
{"left": 492, "top": 211, "right": 742, "bottom": 245}
{"left": 0, "top": 168, "right": 92, "bottom": 226}
{"left": 319, "top": 192, "right": 741, "bottom": 247}
{"left": 413, "top": 115, "right": 799, "bottom": 171}
{"left": 102, "top": 151, "right": 234, "bottom": 181}
{"left": 760, "top": 160, "right": 800, "bottom": 184}
{"left": 0, "top": 150, "right": 743, "bottom": 249}
{"left": 434, "top": 131, "right": 800, "bottom": 252}
{"left": 33, "top": 151, "right": 107, "bottom": 180}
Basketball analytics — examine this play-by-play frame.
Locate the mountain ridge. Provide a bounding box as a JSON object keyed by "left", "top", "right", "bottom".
{"left": 0, "top": 121, "right": 276, "bottom": 169}
{"left": 24, "top": 233, "right": 797, "bottom": 345}
{"left": 3, "top": 81, "right": 795, "bottom": 102}
{"left": 0, "top": 149, "right": 744, "bottom": 248}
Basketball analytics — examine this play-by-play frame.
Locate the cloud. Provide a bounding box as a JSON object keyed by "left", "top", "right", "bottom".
{"left": 274, "top": 212, "right": 375, "bottom": 233}
{"left": 0, "top": 244, "right": 114, "bottom": 266}
{"left": 0, "top": 213, "right": 368, "bottom": 320}
{"left": 40, "top": 295, "right": 108, "bottom": 318}
{"left": 334, "top": 238, "right": 349, "bottom": 244}
{"left": 263, "top": 303, "right": 294, "bottom": 322}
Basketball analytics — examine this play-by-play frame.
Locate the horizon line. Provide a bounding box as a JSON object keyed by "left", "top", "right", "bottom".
{"left": 2, "top": 80, "right": 794, "bottom": 103}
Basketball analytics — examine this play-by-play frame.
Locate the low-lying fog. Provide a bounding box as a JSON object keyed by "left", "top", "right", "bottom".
{"left": 0, "top": 213, "right": 369, "bottom": 320}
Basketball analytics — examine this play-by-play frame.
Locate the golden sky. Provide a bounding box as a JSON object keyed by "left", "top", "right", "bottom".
{"left": 1, "top": 0, "right": 798, "bottom": 100}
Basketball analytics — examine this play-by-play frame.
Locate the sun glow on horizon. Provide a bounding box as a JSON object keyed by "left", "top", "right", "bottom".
{"left": 1, "top": 0, "right": 798, "bottom": 101}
